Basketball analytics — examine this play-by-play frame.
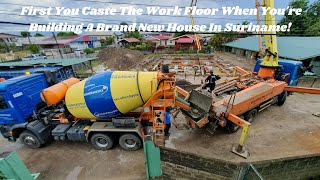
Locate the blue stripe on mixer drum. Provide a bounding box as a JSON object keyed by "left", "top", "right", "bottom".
{"left": 83, "top": 71, "right": 122, "bottom": 118}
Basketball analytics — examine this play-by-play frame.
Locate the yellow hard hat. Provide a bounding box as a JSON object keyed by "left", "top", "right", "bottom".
{"left": 25, "top": 71, "right": 31, "bottom": 75}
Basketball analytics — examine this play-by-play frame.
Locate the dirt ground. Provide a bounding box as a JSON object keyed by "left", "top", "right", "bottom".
{"left": 169, "top": 93, "right": 320, "bottom": 163}
{"left": 0, "top": 138, "right": 145, "bottom": 180}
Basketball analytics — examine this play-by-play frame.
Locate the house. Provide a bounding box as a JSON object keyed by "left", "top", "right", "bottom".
{"left": 198, "top": 34, "right": 212, "bottom": 46}
{"left": 151, "top": 36, "right": 175, "bottom": 47}
{"left": 224, "top": 36, "right": 320, "bottom": 75}
{"left": 141, "top": 32, "right": 174, "bottom": 40}
{"left": 118, "top": 38, "right": 140, "bottom": 46}
{"left": 141, "top": 32, "right": 161, "bottom": 39}
{"left": 171, "top": 34, "right": 204, "bottom": 49}
{"left": 86, "top": 31, "right": 114, "bottom": 40}
{"left": 86, "top": 31, "right": 116, "bottom": 44}
{"left": 61, "top": 36, "right": 101, "bottom": 50}
{"left": 0, "top": 33, "right": 21, "bottom": 45}
{"left": 114, "top": 32, "right": 124, "bottom": 42}
{"left": 17, "top": 35, "right": 101, "bottom": 50}
{"left": 160, "top": 32, "right": 173, "bottom": 38}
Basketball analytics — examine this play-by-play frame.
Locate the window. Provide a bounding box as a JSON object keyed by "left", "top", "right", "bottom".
{"left": 0, "top": 95, "right": 8, "bottom": 110}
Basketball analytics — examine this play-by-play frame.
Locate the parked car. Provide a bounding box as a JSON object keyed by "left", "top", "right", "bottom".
{"left": 22, "top": 54, "right": 47, "bottom": 61}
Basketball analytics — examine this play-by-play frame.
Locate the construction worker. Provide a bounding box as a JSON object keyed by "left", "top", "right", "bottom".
{"left": 164, "top": 107, "right": 171, "bottom": 136}
{"left": 203, "top": 70, "right": 220, "bottom": 92}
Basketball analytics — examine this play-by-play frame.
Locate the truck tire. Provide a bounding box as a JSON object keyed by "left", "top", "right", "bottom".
{"left": 244, "top": 109, "right": 258, "bottom": 123}
{"left": 90, "top": 133, "right": 113, "bottom": 150}
{"left": 20, "top": 130, "right": 41, "bottom": 149}
{"left": 226, "top": 115, "right": 244, "bottom": 133}
{"left": 119, "top": 134, "right": 142, "bottom": 151}
{"left": 277, "top": 91, "right": 287, "bottom": 106}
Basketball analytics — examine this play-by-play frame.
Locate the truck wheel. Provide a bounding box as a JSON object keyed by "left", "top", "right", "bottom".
{"left": 90, "top": 133, "right": 113, "bottom": 150}
{"left": 20, "top": 130, "right": 41, "bottom": 149}
{"left": 119, "top": 134, "right": 142, "bottom": 151}
{"left": 244, "top": 109, "right": 258, "bottom": 123}
{"left": 277, "top": 91, "right": 287, "bottom": 106}
{"left": 226, "top": 115, "right": 244, "bottom": 133}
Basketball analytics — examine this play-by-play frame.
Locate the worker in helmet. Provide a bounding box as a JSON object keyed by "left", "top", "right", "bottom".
{"left": 203, "top": 70, "right": 220, "bottom": 92}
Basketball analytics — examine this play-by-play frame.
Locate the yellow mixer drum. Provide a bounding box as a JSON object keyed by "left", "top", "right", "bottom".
{"left": 65, "top": 71, "right": 158, "bottom": 119}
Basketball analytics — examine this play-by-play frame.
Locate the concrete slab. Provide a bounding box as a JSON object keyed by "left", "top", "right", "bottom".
{"left": 0, "top": 138, "right": 145, "bottom": 180}
{"left": 168, "top": 93, "right": 320, "bottom": 163}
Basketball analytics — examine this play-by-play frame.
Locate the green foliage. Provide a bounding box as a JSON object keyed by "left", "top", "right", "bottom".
{"left": 142, "top": 41, "right": 153, "bottom": 50}
{"left": 83, "top": 48, "right": 95, "bottom": 54}
{"left": 188, "top": 46, "right": 194, "bottom": 53}
{"left": 208, "top": 32, "right": 239, "bottom": 49}
{"left": 57, "top": 32, "right": 77, "bottom": 36}
{"left": 206, "top": 45, "right": 213, "bottom": 53}
{"left": 124, "top": 31, "right": 142, "bottom": 40}
{"left": 34, "top": 33, "right": 43, "bottom": 37}
{"left": 20, "top": 31, "right": 31, "bottom": 37}
{"left": 174, "top": 31, "right": 189, "bottom": 37}
{"left": 27, "top": 44, "right": 41, "bottom": 53}
{"left": 100, "top": 36, "right": 114, "bottom": 46}
{"left": 135, "top": 45, "right": 143, "bottom": 50}
{"left": 120, "top": 22, "right": 128, "bottom": 26}
{"left": 278, "top": 0, "right": 320, "bottom": 36}
{"left": 305, "top": 21, "right": 320, "bottom": 36}
{"left": 129, "top": 45, "right": 135, "bottom": 50}
{"left": 0, "top": 42, "right": 22, "bottom": 53}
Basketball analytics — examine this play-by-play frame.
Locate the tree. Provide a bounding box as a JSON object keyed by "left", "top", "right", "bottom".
{"left": 100, "top": 36, "right": 115, "bottom": 46}
{"left": 124, "top": 31, "right": 142, "bottom": 40}
{"left": 208, "top": 32, "right": 239, "bottom": 50}
{"left": 27, "top": 44, "right": 41, "bottom": 53}
{"left": 174, "top": 31, "right": 189, "bottom": 37}
{"left": 278, "top": 0, "right": 320, "bottom": 36}
{"left": 34, "top": 33, "right": 43, "bottom": 37}
{"left": 120, "top": 22, "right": 129, "bottom": 34}
{"left": 57, "top": 32, "right": 77, "bottom": 36}
{"left": 20, "top": 31, "right": 31, "bottom": 37}
{"left": 305, "top": 21, "right": 320, "bottom": 36}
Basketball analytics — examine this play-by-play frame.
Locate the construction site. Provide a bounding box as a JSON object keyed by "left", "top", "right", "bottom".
{"left": 1, "top": 0, "right": 320, "bottom": 180}
{"left": 0, "top": 46, "right": 320, "bottom": 179}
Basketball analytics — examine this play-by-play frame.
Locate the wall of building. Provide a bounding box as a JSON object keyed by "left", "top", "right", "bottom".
{"left": 68, "top": 41, "right": 101, "bottom": 50}
{"left": 160, "top": 148, "right": 241, "bottom": 180}
{"left": 160, "top": 148, "right": 320, "bottom": 180}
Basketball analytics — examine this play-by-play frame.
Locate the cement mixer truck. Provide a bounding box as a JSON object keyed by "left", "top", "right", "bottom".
{"left": 1, "top": 70, "right": 190, "bottom": 150}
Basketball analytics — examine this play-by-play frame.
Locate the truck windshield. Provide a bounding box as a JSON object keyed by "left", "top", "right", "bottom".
{"left": 0, "top": 95, "right": 8, "bottom": 110}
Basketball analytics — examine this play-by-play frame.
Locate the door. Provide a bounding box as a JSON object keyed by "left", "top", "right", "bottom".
{"left": 0, "top": 93, "right": 18, "bottom": 125}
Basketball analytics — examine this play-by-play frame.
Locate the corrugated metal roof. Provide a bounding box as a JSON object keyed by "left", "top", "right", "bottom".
{"left": 122, "top": 38, "right": 140, "bottom": 43}
{"left": 224, "top": 36, "right": 320, "bottom": 60}
{"left": 176, "top": 38, "right": 194, "bottom": 43}
{"left": 0, "top": 58, "right": 96, "bottom": 67}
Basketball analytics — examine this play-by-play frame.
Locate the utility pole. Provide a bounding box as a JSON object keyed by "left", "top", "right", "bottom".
{"left": 27, "top": 32, "right": 32, "bottom": 44}
{"left": 52, "top": 32, "right": 63, "bottom": 59}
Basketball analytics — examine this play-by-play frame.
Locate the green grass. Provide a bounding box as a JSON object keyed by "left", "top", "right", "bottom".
{"left": 0, "top": 50, "right": 31, "bottom": 61}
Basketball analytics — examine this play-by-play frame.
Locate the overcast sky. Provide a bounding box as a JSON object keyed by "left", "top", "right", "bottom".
{"left": 0, "top": 0, "right": 316, "bottom": 35}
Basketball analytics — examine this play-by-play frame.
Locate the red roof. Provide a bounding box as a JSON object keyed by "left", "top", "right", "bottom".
{"left": 123, "top": 38, "right": 140, "bottom": 43}
{"left": 172, "top": 34, "right": 203, "bottom": 41}
{"left": 152, "top": 35, "right": 170, "bottom": 40}
{"left": 175, "top": 38, "right": 194, "bottom": 43}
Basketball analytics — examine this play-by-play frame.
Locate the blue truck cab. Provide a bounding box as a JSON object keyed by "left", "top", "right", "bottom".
{"left": 0, "top": 74, "right": 48, "bottom": 127}
{"left": 254, "top": 59, "right": 304, "bottom": 86}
